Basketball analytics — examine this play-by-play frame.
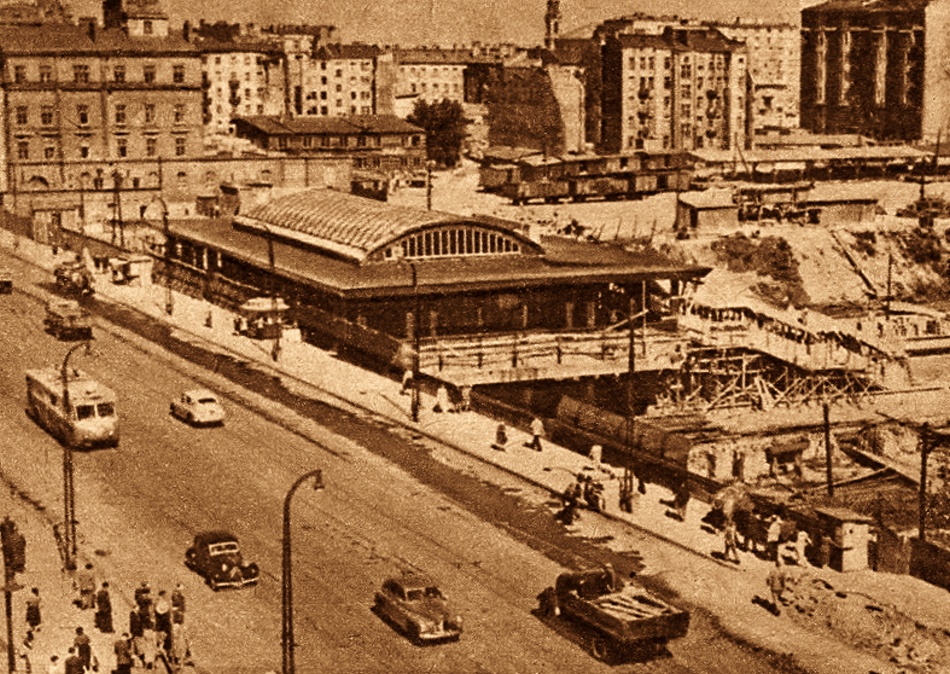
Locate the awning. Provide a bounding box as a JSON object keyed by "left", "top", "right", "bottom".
{"left": 240, "top": 296, "right": 290, "bottom": 314}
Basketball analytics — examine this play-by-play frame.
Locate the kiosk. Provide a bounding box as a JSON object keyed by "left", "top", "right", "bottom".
{"left": 238, "top": 297, "right": 289, "bottom": 339}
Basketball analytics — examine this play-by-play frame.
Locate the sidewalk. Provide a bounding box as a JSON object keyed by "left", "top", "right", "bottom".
{"left": 7, "top": 231, "right": 950, "bottom": 673}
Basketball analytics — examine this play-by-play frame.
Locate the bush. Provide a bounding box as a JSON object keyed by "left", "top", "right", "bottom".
{"left": 710, "top": 234, "right": 809, "bottom": 307}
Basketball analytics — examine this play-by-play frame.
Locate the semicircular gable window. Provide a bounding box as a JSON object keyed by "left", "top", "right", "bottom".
{"left": 389, "top": 225, "right": 523, "bottom": 260}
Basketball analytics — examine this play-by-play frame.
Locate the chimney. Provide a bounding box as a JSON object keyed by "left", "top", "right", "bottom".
{"left": 80, "top": 16, "right": 97, "bottom": 41}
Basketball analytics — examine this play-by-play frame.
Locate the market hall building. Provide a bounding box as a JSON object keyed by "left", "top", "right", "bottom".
{"left": 163, "top": 188, "right": 711, "bottom": 385}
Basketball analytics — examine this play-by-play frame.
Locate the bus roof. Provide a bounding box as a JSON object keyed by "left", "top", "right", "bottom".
{"left": 26, "top": 368, "right": 116, "bottom": 402}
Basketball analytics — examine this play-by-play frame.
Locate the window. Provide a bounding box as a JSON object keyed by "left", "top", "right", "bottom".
{"left": 15, "top": 106, "right": 27, "bottom": 125}
{"left": 40, "top": 106, "right": 54, "bottom": 126}
{"left": 175, "top": 137, "right": 186, "bottom": 156}
{"left": 143, "top": 65, "right": 156, "bottom": 83}
{"left": 173, "top": 65, "right": 185, "bottom": 83}
{"left": 73, "top": 65, "right": 89, "bottom": 83}
{"left": 117, "top": 137, "right": 127, "bottom": 157}
{"left": 173, "top": 104, "right": 185, "bottom": 123}
{"left": 145, "top": 103, "right": 155, "bottom": 124}
{"left": 143, "top": 19, "right": 152, "bottom": 34}
{"left": 44, "top": 146, "right": 55, "bottom": 159}
{"left": 146, "top": 137, "right": 157, "bottom": 156}
{"left": 13, "top": 65, "right": 25, "bottom": 83}
{"left": 115, "top": 104, "right": 126, "bottom": 125}
{"left": 77, "top": 104, "right": 89, "bottom": 125}
{"left": 80, "top": 145, "right": 89, "bottom": 158}
{"left": 39, "top": 66, "right": 51, "bottom": 83}
{"left": 114, "top": 65, "right": 125, "bottom": 82}
{"left": 16, "top": 141, "right": 28, "bottom": 159}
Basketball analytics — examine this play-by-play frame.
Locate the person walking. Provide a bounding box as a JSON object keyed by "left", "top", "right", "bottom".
{"left": 63, "top": 648, "right": 83, "bottom": 674}
{"left": 527, "top": 416, "right": 545, "bottom": 452}
{"left": 73, "top": 626, "right": 92, "bottom": 672}
{"left": 171, "top": 583, "right": 185, "bottom": 625}
{"left": 95, "top": 582, "right": 113, "bottom": 633}
{"left": 791, "top": 528, "right": 812, "bottom": 566}
{"left": 766, "top": 558, "right": 787, "bottom": 615}
{"left": 113, "top": 634, "right": 133, "bottom": 674}
{"left": 723, "top": 518, "right": 741, "bottom": 564}
{"left": 25, "top": 587, "right": 41, "bottom": 633}
{"left": 154, "top": 590, "right": 172, "bottom": 650}
{"left": 76, "top": 563, "right": 96, "bottom": 610}
{"left": 128, "top": 609, "right": 144, "bottom": 666}
{"left": 766, "top": 515, "right": 783, "bottom": 562}
{"left": 135, "top": 582, "right": 153, "bottom": 630}
{"left": 433, "top": 384, "right": 451, "bottom": 413}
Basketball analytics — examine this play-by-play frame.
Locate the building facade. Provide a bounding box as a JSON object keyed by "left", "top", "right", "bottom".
{"left": 801, "top": 0, "right": 950, "bottom": 142}
{"left": 394, "top": 48, "right": 468, "bottom": 105}
{"left": 601, "top": 27, "right": 748, "bottom": 153}
{"left": 0, "top": 4, "right": 203, "bottom": 195}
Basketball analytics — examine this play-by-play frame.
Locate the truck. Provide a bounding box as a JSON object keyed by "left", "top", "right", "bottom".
{"left": 44, "top": 299, "right": 93, "bottom": 340}
{"left": 54, "top": 258, "right": 94, "bottom": 296}
{"left": 540, "top": 567, "right": 690, "bottom": 662}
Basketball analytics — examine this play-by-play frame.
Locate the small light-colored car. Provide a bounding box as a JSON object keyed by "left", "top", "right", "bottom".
{"left": 184, "top": 531, "right": 259, "bottom": 591}
{"left": 170, "top": 389, "right": 225, "bottom": 427}
{"left": 373, "top": 573, "right": 463, "bottom": 643}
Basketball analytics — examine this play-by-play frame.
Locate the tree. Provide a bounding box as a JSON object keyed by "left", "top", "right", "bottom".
{"left": 407, "top": 99, "right": 466, "bottom": 168}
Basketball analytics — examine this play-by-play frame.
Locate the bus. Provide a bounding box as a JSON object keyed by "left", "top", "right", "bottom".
{"left": 25, "top": 368, "right": 119, "bottom": 449}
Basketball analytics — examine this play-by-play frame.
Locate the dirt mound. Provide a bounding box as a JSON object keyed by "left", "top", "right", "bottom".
{"left": 783, "top": 571, "right": 950, "bottom": 672}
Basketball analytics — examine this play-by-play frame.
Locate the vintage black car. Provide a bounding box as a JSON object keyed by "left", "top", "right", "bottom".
{"left": 184, "top": 531, "right": 259, "bottom": 591}
{"left": 373, "top": 573, "right": 463, "bottom": 643}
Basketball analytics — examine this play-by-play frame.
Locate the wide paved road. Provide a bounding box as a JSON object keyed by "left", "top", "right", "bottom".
{"left": 0, "top": 259, "right": 799, "bottom": 674}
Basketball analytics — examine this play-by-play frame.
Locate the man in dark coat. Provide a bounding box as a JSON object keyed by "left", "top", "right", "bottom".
{"left": 73, "top": 627, "right": 92, "bottom": 671}
{"left": 113, "top": 634, "right": 133, "bottom": 674}
{"left": 95, "top": 582, "right": 113, "bottom": 633}
{"left": 63, "top": 647, "right": 83, "bottom": 674}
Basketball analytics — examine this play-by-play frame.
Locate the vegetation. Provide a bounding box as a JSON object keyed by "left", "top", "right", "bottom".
{"left": 407, "top": 99, "right": 467, "bottom": 169}
{"left": 850, "top": 230, "right": 877, "bottom": 257}
{"left": 710, "top": 233, "right": 809, "bottom": 308}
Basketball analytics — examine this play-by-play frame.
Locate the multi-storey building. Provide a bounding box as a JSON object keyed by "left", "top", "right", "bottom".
{"left": 195, "top": 29, "right": 284, "bottom": 136}
{"left": 394, "top": 48, "right": 468, "bottom": 105}
{"left": 290, "top": 43, "right": 379, "bottom": 117}
{"left": 801, "top": 0, "right": 950, "bottom": 142}
{"left": 0, "top": 0, "right": 203, "bottom": 194}
{"left": 601, "top": 27, "right": 747, "bottom": 152}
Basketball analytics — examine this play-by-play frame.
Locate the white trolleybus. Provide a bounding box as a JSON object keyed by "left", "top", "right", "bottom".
{"left": 25, "top": 367, "right": 119, "bottom": 448}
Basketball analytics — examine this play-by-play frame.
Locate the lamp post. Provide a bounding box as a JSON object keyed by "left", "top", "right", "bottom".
{"left": 408, "top": 260, "right": 421, "bottom": 422}
{"left": 158, "top": 197, "right": 173, "bottom": 316}
{"left": 282, "top": 469, "right": 325, "bottom": 674}
{"left": 60, "top": 340, "right": 91, "bottom": 570}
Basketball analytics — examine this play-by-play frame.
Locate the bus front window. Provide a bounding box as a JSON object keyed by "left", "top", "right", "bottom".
{"left": 96, "top": 402, "right": 115, "bottom": 417}
{"left": 75, "top": 405, "right": 95, "bottom": 420}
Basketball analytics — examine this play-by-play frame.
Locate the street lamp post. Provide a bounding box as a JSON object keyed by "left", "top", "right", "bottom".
{"left": 159, "top": 198, "right": 173, "bottom": 316}
{"left": 61, "top": 341, "right": 91, "bottom": 570}
{"left": 408, "top": 260, "right": 421, "bottom": 422}
{"left": 282, "top": 469, "right": 325, "bottom": 674}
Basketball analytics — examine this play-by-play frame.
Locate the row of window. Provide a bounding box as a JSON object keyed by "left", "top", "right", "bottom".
{"left": 277, "top": 133, "right": 420, "bottom": 148}
{"left": 303, "top": 88, "right": 372, "bottom": 99}
{"left": 12, "top": 62, "right": 188, "bottom": 85}
{"left": 14, "top": 103, "right": 188, "bottom": 127}
{"left": 397, "top": 228, "right": 522, "bottom": 259}
{"left": 14, "top": 135, "right": 188, "bottom": 160}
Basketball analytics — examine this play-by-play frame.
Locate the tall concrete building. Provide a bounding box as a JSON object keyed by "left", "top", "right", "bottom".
{"left": 601, "top": 27, "right": 748, "bottom": 152}
{"left": 801, "top": 0, "right": 950, "bottom": 142}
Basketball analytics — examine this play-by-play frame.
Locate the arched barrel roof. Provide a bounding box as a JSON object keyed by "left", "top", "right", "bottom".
{"left": 235, "top": 188, "right": 541, "bottom": 263}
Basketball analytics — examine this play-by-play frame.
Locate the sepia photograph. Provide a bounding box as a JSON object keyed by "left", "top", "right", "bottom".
{"left": 0, "top": 0, "right": 948, "bottom": 672}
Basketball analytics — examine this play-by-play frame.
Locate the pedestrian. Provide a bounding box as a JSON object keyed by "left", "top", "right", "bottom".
{"left": 492, "top": 423, "right": 508, "bottom": 451}
{"left": 791, "top": 528, "right": 812, "bottom": 566}
{"left": 766, "top": 558, "right": 787, "bottom": 615}
{"left": 169, "top": 622, "right": 192, "bottom": 666}
{"left": 171, "top": 583, "right": 185, "bottom": 625}
{"left": 527, "top": 416, "right": 545, "bottom": 451}
{"left": 673, "top": 482, "right": 690, "bottom": 521}
{"left": 113, "top": 634, "right": 133, "bottom": 674}
{"left": 400, "top": 369, "right": 413, "bottom": 395}
{"left": 135, "top": 582, "right": 153, "bottom": 629}
{"left": 47, "top": 654, "right": 64, "bottom": 674}
{"left": 458, "top": 384, "right": 472, "bottom": 412}
{"left": 128, "top": 610, "right": 144, "bottom": 666}
{"left": 154, "top": 591, "right": 171, "bottom": 649}
{"left": 767, "top": 515, "right": 783, "bottom": 562}
{"left": 537, "top": 586, "right": 560, "bottom": 618}
{"left": 63, "top": 648, "right": 82, "bottom": 674}
{"left": 95, "top": 582, "right": 113, "bottom": 633}
{"left": 723, "top": 518, "right": 741, "bottom": 564}
{"left": 139, "top": 626, "right": 157, "bottom": 670}
{"left": 433, "top": 383, "right": 450, "bottom": 413}
{"left": 76, "top": 563, "right": 96, "bottom": 610}
{"left": 25, "top": 587, "right": 41, "bottom": 633}
{"left": 73, "top": 627, "right": 92, "bottom": 671}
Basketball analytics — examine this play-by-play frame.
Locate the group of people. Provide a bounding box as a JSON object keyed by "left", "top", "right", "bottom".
{"left": 558, "top": 473, "right": 607, "bottom": 523}
{"left": 721, "top": 511, "right": 814, "bottom": 568}
{"left": 128, "top": 580, "right": 191, "bottom": 668}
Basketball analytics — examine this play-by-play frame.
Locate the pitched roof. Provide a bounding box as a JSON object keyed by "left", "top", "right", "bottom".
{"left": 0, "top": 24, "right": 197, "bottom": 55}
{"left": 235, "top": 115, "right": 423, "bottom": 136}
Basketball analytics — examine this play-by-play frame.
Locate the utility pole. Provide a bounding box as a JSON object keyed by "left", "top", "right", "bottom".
{"left": 409, "top": 261, "right": 421, "bottom": 423}
{"left": 823, "top": 401, "right": 834, "bottom": 497}
{"left": 61, "top": 341, "right": 90, "bottom": 570}
{"left": 1, "top": 517, "right": 25, "bottom": 674}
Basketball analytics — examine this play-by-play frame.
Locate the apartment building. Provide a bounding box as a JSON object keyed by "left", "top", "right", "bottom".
{"left": 601, "top": 27, "right": 748, "bottom": 152}
{"left": 290, "top": 43, "right": 379, "bottom": 117}
{"left": 0, "top": 1, "right": 203, "bottom": 194}
{"left": 394, "top": 48, "right": 468, "bottom": 104}
{"left": 801, "top": 0, "right": 950, "bottom": 142}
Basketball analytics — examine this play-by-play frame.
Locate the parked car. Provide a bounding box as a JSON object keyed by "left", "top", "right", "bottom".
{"left": 170, "top": 389, "right": 225, "bottom": 426}
{"left": 184, "top": 531, "right": 259, "bottom": 591}
{"left": 0, "top": 267, "right": 12, "bottom": 293}
{"left": 373, "top": 573, "right": 462, "bottom": 643}
{"left": 44, "top": 299, "right": 93, "bottom": 340}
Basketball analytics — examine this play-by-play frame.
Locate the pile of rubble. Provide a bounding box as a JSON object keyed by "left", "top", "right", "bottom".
{"left": 782, "top": 570, "right": 950, "bottom": 672}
